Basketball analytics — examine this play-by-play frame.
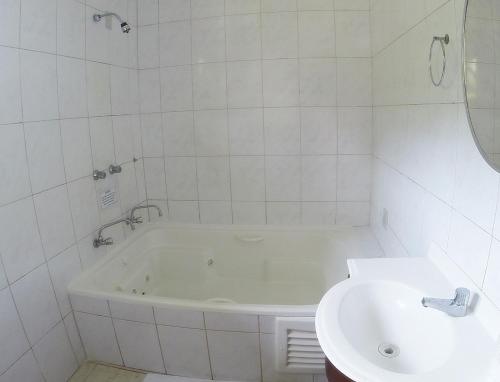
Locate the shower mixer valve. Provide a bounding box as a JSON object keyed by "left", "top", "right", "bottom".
{"left": 93, "top": 169, "right": 106, "bottom": 180}
{"left": 109, "top": 164, "right": 122, "bottom": 174}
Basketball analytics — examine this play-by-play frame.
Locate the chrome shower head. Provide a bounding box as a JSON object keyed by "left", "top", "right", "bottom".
{"left": 121, "top": 22, "right": 131, "bottom": 33}
{"left": 93, "top": 12, "right": 131, "bottom": 34}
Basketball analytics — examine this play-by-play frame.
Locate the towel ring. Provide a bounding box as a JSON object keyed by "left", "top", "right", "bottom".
{"left": 429, "top": 34, "right": 450, "bottom": 87}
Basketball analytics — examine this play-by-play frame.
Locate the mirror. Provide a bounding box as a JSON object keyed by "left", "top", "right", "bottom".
{"left": 464, "top": 0, "right": 500, "bottom": 171}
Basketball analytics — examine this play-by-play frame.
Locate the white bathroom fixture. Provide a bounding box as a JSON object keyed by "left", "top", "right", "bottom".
{"left": 69, "top": 223, "right": 383, "bottom": 314}
{"left": 315, "top": 244, "right": 500, "bottom": 382}
{"left": 68, "top": 223, "right": 384, "bottom": 379}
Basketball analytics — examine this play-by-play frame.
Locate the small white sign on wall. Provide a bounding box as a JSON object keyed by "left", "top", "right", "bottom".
{"left": 100, "top": 189, "right": 117, "bottom": 208}
{"left": 97, "top": 175, "right": 119, "bottom": 209}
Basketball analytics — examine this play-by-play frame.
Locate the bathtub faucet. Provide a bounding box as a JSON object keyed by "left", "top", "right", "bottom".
{"left": 129, "top": 204, "right": 163, "bottom": 230}
{"left": 93, "top": 217, "right": 132, "bottom": 248}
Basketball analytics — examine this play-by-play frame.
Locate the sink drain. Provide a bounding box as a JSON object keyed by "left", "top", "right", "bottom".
{"left": 378, "top": 343, "right": 400, "bottom": 358}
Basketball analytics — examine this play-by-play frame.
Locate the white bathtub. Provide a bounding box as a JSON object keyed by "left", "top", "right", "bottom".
{"left": 68, "top": 223, "right": 383, "bottom": 380}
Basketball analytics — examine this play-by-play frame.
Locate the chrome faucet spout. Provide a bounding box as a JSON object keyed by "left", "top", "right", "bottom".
{"left": 421, "top": 288, "right": 470, "bottom": 317}
{"left": 129, "top": 204, "right": 163, "bottom": 230}
{"left": 93, "top": 217, "right": 132, "bottom": 248}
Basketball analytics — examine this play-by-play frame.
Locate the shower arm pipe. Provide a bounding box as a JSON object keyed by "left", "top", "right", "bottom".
{"left": 93, "top": 12, "right": 125, "bottom": 24}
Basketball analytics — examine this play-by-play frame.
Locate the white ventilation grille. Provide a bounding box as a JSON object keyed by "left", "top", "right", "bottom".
{"left": 275, "top": 317, "right": 325, "bottom": 373}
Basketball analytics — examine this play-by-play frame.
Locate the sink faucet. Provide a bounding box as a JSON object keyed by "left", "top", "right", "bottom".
{"left": 129, "top": 204, "right": 163, "bottom": 230}
{"left": 421, "top": 288, "right": 470, "bottom": 317}
{"left": 93, "top": 217, "right": 132, "bottom": 248}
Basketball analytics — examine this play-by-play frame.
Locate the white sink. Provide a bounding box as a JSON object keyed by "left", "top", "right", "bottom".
{"left": 338, "top": 280, "right": 455, "bottom": 374}
{"left": 315, "top": 251, "right": 500, "bottom": 382}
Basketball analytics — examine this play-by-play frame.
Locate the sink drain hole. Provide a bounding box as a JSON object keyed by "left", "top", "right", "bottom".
{"left": 378, "top": 343, "right": 400, "bottom": 358}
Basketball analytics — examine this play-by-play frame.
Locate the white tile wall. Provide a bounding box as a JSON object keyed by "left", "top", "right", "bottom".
{"left": 75, "top": 311, "right": 122, "bottom": 365}
{"left": 110, "top": 300, "right": 155, "bottom": 323}
{"left": 137, "top": 0, "right": 373, "bottom": 225}
{"left": 0, "top": 0, "right": 21, "bottom": 48}
{"left": 25, "top": 120, "right": 66, "bottom": 193}
{"left": 370, "top": 0, "right": 500, "bottom": 312}
{"left": 63, "top": 313, "right": 86, "bottom": 364}
{"left": 158, "top": 325, "right": 212, "bottom": 379}
{"left": 0, "top": 47, "right": 22, "bottom": 125}
{"left": 0, "top": 287, "right": 29, "bottom": 375}
{"left": 32, "top": 321, "right": 78, "bottom": 382}
{"left": 113, "top": 319, "right": 165, "bottom": 373}
{"left": 2, "top": 0, "right": 470, "bottom": 380}
{"left": 207, "top": 330, "right": 261, "bottom": 381}
{"left": 0, "top": 351, "right": 45, "bottom": 382}
{"left": 48, "top": 246, "right": 82, "bottom": 317}
{"left": 10, "top": 265, "right": 61, "bottom": 345}
{"left": 73, "top": 297, "right": 326, "bottom": 382}
{"left": 34, "top": 186, "right": 76, "bottom": 259}
{"left": 0, "top": 197, "right": 45, "bottom": 283}
{"left": 0, "top": 0, "right": 144, "bottom": 380}
{"left": 204, "top": 311, "right": 259, "bottom": 332}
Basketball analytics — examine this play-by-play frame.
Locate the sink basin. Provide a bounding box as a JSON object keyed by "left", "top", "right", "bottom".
{"left": 337, "top": 281, "right": 454, "bottom": 374}
{"left": 315, "top": 258, "right": 499, "bottom": 382}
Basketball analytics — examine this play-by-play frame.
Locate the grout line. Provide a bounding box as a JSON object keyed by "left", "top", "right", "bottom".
{"left": 371, "top": 0, "right": 453, "bottom": 58}
{"left": 223, "top": 0, "right": 234, "bottom": 224}
{"left": 136, "top": 55, "right": 373, "bottom": 68}
{"left": 69, "top": 310, "right": 88, "bottom": 364}
{"left": 367, "top": 0, "right": 375, "bottom": 228}
{"left": 152, "top": 305, "right": 168, "bottom": 374}
{"left": 257, "top": 315, "right": 264, "bottom": 382}
{"left": 108, "top": 300, "right": 126, "bottom": 366}
{"left": 481, "top": 177, "right": 500, "bottom": 288}
{"left": 202, "top": 312, "right": 214, "bottom": 379}
{"left": 333, "top": 7, "right": 339, "bottom": 224}
{"left": 259, "top": 3, "right": 269, "bottom": 225}
{"left": 152, "top": 0, "right": 170, "bottom": 223}
{"left": 0, "top": 105, "right": 379, "bottom": 128}
{"left": 0, "top": 254, "right": 48, "bottom": 382}
{"left": 296, "top": 4, "right": 304, "bottom": 225}
{"left": 187, "top": 0, "right": 202, "bottom": 224}
{"left": 0, "top": 44, "right": 138, "bottom": 71}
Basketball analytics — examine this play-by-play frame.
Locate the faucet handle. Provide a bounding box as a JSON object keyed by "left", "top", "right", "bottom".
{"left": 454, "top": 288, "right": 470, "bottom": 306}
{"left": 93, "top": 169, "right": 107, "bottom": 181}
{"left": 93, "top": 236, "right": 114, "bottom": 248}
{"left": 109, "top": 164, "right": 122, "bottom": 174}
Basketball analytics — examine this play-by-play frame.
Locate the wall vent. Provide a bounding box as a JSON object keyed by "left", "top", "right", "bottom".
{"left": 275, "top": 317, "right": 325, "bottom": 373}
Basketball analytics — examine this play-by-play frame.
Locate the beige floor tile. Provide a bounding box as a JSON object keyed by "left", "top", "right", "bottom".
{"left": 69, "top": 362, "right": 97, "bottom": 382}
{"left": 70, "top": 362, "right": 146, "bottom": 382}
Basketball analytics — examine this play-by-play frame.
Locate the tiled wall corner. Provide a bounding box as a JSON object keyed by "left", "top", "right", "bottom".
{"left": 0, "top": 0, "right": 146, "bottom": 380}
{"left": 370, "top": 0, "right": 500, "bottom": 313}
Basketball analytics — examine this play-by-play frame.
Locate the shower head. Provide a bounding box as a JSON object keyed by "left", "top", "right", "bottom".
{"left": 121, "top": 22, "right": 131, "bottom": 34}
{"left": 93, "top": 12, "right": 131, "bottom": 34}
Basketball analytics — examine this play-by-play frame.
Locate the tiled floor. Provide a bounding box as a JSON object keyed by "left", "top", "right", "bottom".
{"left": 70, "top": 362, "right": 146, "bottom": 382}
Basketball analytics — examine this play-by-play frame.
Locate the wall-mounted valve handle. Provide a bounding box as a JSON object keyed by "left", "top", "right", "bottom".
{"left": 93, "top": 236, "right": 113, "bottom": 248}
{"left": 109, "top": 164, "right": 122, "bottom": 174}
{"left": 93, "top": 169, "right": 107, "bottom": 180}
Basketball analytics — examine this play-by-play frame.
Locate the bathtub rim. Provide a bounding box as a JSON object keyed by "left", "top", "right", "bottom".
{"left": 69, "top": 222, "right": 366, "bottom": 316}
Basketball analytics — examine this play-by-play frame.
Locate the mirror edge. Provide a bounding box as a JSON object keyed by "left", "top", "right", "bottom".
{"left": 462, "top": 0, "right": 500, "bottom": 173}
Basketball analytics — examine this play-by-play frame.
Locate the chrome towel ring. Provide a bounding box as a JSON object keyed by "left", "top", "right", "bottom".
{"left": 429, "top": 34, "right": 450, "bottom": 87}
